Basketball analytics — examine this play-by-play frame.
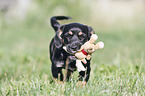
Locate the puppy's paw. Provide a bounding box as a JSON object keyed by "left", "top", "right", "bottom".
{"left": 76, "top": 81, "right": 87, "bottom": 87}
{"left": 53, "top": 78, "right": 64, "bottom": 85}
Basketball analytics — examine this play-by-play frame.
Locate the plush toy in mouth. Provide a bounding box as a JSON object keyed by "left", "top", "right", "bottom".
{"left": 75, "top": 34, "right": 104, "bottom": 72}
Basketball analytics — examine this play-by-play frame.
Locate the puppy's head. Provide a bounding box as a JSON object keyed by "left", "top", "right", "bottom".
{"left": 58, "top": 23, "right": 94, "bottom": 54}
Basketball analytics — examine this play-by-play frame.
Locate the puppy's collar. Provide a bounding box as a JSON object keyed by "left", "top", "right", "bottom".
{"left": 81, "top": 49, "right": 88, "bottom": 56}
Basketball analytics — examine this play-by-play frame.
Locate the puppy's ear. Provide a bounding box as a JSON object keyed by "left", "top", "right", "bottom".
{"left": 54, "top": 30, "right": 63, "bottom": 49}
{"left": 88, "top": 26, "right": 95, "bottom": 40}
{"left": 54, "top": 25, "right": 65, "bottom": 49}
{"left": 59, "top": 25, "right": 65, "bottom": 36}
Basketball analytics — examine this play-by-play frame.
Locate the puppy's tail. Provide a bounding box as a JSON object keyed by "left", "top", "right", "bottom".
{"left": 50, "top": 16, "right": 71, "bottom": 32}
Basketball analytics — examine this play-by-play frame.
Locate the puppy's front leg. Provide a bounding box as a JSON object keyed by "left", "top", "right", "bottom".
{"left": 77, "top": 60, "right": 91, "bottom": 86}
{"left": 51, "top": 65, "right": 64, "bottom": 81}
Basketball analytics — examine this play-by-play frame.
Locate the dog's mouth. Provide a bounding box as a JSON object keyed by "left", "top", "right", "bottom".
{"left": 63, "top": 46, "right": 78, "bottom": 54}
{"left": 67, "top": 47, "right": 78, "bottom": 54}
{"left": 68, "top": 42, "right": 82, "bottom": 54}
{"left": 63, "top": 42, "right": 82, "bottom": 54}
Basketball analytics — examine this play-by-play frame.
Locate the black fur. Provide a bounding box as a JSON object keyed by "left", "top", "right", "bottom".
{"left": 49, "top": 16, "right": 94, "bottom": 82}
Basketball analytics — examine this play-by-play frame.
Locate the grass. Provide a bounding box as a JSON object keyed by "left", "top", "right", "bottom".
{"left": 0, "top": 21, "right": 145, "bottom": 96}
{"left": 0, "top": 1, "right": 145, "bottom": 95}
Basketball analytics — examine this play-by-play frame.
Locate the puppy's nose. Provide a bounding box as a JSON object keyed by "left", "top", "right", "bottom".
{"left": 71, "top": 42, "right": 81, "bottom": 50}
{"left": 71, "top": 44, "right": 78, "bottom": 50}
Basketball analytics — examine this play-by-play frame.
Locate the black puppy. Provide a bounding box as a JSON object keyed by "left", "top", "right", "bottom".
{"left": 49, "top": 16, "right": 94, "bottom": 83}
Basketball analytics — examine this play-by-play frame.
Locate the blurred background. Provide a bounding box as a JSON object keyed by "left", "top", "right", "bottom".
{"left": 0, "top": 0, "right": 145, "bottom": 82}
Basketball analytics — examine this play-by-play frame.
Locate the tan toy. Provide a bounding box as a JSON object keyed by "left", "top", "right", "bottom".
{"left": 75, "top": 34, "right": 104, "bottom": 71}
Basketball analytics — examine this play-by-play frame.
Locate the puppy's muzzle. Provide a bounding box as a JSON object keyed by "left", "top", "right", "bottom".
{"left": 67, "top": 41, "right": 82, "bottom": 54}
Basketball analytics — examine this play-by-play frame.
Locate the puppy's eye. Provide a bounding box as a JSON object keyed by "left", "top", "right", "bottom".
{"left": 64, "top": 32, "right": 73, "bottom": 38}
{"left": 78, "top": 33, "right": 86, "bottom": 40}
{"left": 78, "top": 32, "right": 83, "bottom": 36}
{"left": 68, "top": 31, "right": 73, "bottom": 35}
